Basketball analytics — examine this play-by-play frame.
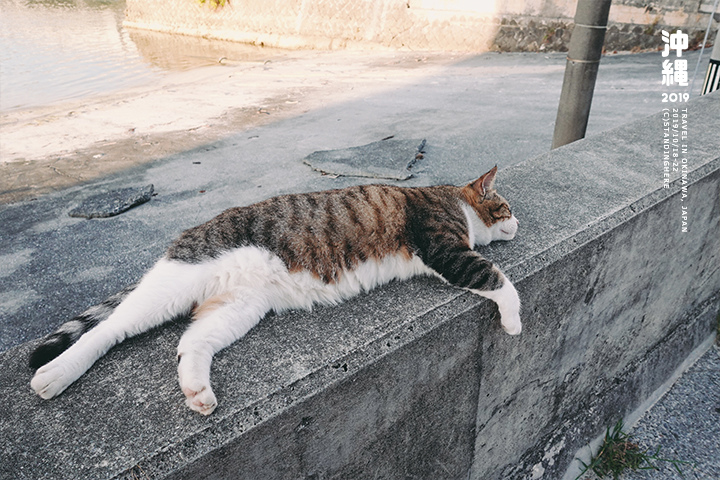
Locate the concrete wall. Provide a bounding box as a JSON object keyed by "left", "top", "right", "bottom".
{"left": 123, "top": 0, "right": 718, "bottom": 52}
{"left": 0, "top": 91, "right": 717, "bottom": 479}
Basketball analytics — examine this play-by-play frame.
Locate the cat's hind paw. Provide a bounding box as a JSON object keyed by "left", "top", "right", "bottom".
{"left": 178, "top": 353, "right": 218, "bottom": 415}
{"left": 183, "top": 385, "right": 218, "bottom": 415}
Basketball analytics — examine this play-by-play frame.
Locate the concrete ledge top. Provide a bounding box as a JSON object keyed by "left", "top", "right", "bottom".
{"left": 0, "top": 92, "right": 718, "bottom": 479}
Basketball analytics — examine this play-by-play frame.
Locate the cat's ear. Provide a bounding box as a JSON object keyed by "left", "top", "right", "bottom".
{"left": 469, "top": 166, "right": 497, "bottom": 197}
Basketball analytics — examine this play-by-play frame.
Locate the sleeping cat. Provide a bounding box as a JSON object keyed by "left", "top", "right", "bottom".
{"left": 29, "top": 166, "right": 521, "bottom": 415}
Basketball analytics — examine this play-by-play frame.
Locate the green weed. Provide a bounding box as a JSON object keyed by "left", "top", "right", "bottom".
{"left": 198, "top": 0, "right": 228, "bottom": 9}
{"left": 575, "top": 420, "right": 693, "bottom": 479}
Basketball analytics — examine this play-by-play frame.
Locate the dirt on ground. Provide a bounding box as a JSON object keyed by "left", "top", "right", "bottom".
{"left": 0, "top": 50, "right": 457, "bottom": 205}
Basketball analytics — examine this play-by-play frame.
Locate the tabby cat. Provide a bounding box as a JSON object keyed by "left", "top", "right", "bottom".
{"left": 30, "top": 166, "right": 521, "bottom": 415}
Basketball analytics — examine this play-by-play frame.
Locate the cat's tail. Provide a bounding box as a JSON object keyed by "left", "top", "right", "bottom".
{"left": 28, "top": 283, "right": 138, "bottom": 369}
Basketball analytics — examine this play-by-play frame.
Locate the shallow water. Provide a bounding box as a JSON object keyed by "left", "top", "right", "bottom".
{"left": 0, "top": 0, "right": 159, "bottom": 111}
{"left": 0, "top": 0, "right": 282, "bottom": 112}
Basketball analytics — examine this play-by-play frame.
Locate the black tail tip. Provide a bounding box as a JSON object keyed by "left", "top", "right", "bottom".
{"left": 29, "top": 340, "right": 68, "bottom": 370}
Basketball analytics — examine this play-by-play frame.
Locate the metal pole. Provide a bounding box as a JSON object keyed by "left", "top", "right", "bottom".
{"left": 701, "top": 26, "right": 720, "bottom": 94}
{"left": 551, "top": 0, "right": 612, "bottom": 149}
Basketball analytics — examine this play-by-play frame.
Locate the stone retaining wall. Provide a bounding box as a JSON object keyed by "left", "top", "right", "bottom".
{"left": 123, "top": 0, "right": 718, "bottom": 52}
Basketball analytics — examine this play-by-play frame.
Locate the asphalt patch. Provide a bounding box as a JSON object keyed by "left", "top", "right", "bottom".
{"left": 68, "top": 185, "right": 154, "bottom": 219}
{"left": 303, "top": 138, "right": 426, "bottom": 181}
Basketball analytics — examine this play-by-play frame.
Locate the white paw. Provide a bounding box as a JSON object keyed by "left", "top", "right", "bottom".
{"left": 501, "top": 311, "right": 522, "bottom": 335}
{"left": 182, "top": 384, "right": 218, "bottom": 415}
{"left": 31, "top": 360, "right": 78, "bottom": 399}
{"left": 178, "top": 354, "right": 217, "bottom": 415}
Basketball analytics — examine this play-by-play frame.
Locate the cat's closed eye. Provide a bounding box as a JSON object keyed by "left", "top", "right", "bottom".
{"left": 492, "top": 205, "right": 512, "bottom": 220}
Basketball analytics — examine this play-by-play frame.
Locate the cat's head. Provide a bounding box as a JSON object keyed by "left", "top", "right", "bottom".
{"left": 461, "top": 166, "right": 519, "bottom": 246}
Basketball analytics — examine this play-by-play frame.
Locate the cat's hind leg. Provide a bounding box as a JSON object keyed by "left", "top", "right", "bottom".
{"left": 31, "top": 258, "right": 210, "bottom": 399}
{"left": 177, "top": 288, "right": 270, "bottom": 415}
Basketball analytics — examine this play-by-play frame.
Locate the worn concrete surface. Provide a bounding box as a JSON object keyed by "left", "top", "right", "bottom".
{"left": 0, "top": 50, "right": 718, "bottom": 480}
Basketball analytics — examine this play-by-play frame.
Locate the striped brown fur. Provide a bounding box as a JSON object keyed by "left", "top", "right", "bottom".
{"left": 167, "top": 170, "right": 513, "bottom": 292}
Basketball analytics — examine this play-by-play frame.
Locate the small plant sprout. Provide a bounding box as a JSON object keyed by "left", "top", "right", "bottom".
{"left": 575, "top": 420, "right": 694, "bottom": 479}
{"left": 198, "top": 0, "right": 228, "bottom": 9}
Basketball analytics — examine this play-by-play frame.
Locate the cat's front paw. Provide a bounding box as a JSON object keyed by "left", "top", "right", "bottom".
{"left": 182, "top": 384, "right": 218, "bottom": 415}
{"left": 31, "top": 360, "right": 75, "bottom": 399}
{"left": 500, "top": 311, "right": 522, "bottom": 335}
